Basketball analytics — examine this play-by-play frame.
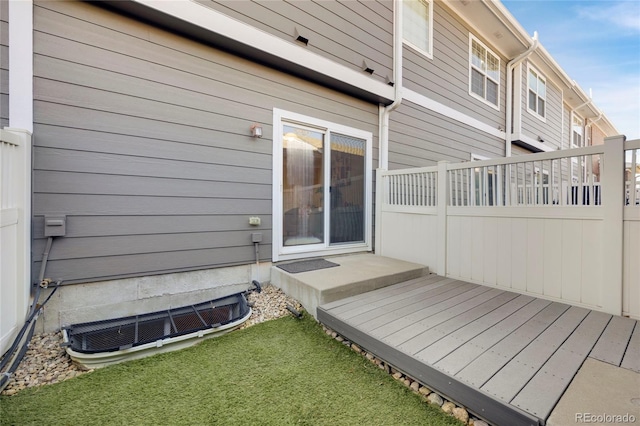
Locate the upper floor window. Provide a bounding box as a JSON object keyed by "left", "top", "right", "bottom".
{"left": 403, "top": 0, "right": 433, "bottom": 58}
{"left": 469, "top": 36, "right": 500, "bottom": 109}
{"left": 572, "top": 114, "right": 584, "bottom": 148}
{"left": 528, "top": 66, "right": 546, "bottom": 119}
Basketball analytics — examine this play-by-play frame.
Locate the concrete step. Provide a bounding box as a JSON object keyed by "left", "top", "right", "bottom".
{"left": 270, "top": 253, "right": 429, "bottom": 319}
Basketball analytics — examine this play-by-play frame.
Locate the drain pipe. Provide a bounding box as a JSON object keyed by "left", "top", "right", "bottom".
{"left": 1, "top": 236, "right": 59, "bottom": 391}
{"left": 0, "top": 281, "right": 60, "bottom": 392}
{"left": 565, "top": 91, "right": 593, "bottom": 149}
{"left": 38, "top": 237, "right": 53, "bottom": 286}
{"left": 379, "top": 0, "right": 403, "bottom": 170}
{"left": 587, "top": 113, "right": 603, "bottom": 146}
{"left": 506, "top": 31, "right": 538, "bottom": 157}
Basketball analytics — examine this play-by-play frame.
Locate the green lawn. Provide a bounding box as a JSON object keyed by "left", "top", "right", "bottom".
{"left": 1, "top": 315, "right": 462, "bottom": 426}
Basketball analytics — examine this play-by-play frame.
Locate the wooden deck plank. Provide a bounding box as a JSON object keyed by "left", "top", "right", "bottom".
{"left": 317, "top": 306, "right": 541, "bottom": 426}
{"left": 480, "top": 306, "right": 590, "bottom": 402}
{"left": 361, "top": 282, "right": 482, "bottom": 334}
{"left": 321, "top": 275, "right": 441, "bottom": 311}
{"left": 589, "top": 316, "right": 637, "bottom": 367}
{"left": 398, "top": 291, "right": 521, "bottom": 356}
{"left": 435, "top": 298, "right": 552, "bottom": 376}
{"left": 510, "top": 310, "right": 611, "bottom": 419}
{"left": 455, "top": 302, "right": 570, "bottom": 388}
{"left": 318, "top": 276, "right": 637, "bottom": 426}
{"left": 340, "top": 277, "right": 457, "bottom": 321}
{"left": 369, "top": 285, "right": 491, "bottom": 338}
{"left": 347, "top": 278, "right": 463, "bottom": 326}
{"left": 415, "top": 295, "right": 535, "bottom": 365}
{"left": 381, "top": 288, "right": 504, "bottom": 346}
{"left": 620, "top": 321, "right": 640, "bottom": 373}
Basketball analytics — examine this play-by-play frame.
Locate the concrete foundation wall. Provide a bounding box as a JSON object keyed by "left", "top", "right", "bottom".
{"left": 37, "top": 262, "right": 272, "bottom": 333}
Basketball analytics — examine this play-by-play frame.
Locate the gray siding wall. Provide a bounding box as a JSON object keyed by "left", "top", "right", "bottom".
{"left": 195, "top": 0, "right": 393, "bottom": 86}
{"left": 403, "top": 2, "right": 507, "bottom": 131}
{"left": 520, "top": 61, "right": 564, "bottom": 149}
{"left": 0, "top": 0, "right": 8, "bottom": 127}
{"left": 32, "top": 0, "right": 378, "bottom": 284}
{"left": 388, "top": 101, "right": 505, "bottom": 169}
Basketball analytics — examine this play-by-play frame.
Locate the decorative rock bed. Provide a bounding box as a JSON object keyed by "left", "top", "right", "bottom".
{"left": 2, "top": 285, "right": 491, "bottom": 426}
{"left": 321, "top": 324, "right": 491, "bottom": 426}
{"left": 1, "top": 285, "right": 302, "bottom": 396}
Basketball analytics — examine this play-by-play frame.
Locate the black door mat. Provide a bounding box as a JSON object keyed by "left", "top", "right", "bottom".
{"left": 277, "top": 259, "right": 340, "bottom": 274}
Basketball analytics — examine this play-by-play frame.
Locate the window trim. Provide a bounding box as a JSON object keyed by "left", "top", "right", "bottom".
{"left": 468, "top": 35, "right": 501, "bottom": 111}
{"left": 526, "top": 64, "right": 547, "bottom": 122}
{"left": 402, "top": 0, "right": 433, "bottom": 60}
{"left": 272, "top": 109, "right": 373, "bottom": 262}
{"left": 571, "top": 113, "right": 584, "bottom": 149}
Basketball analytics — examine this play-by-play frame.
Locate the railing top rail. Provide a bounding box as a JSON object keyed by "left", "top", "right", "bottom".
{"left": 625, "top": 138, "right": 640, "bottom": 150}
{"left": 446, "top": 145, "right": 605, "bottom": 171}
{"left": 380, "top": 165, "right": 438, "bottom": 176}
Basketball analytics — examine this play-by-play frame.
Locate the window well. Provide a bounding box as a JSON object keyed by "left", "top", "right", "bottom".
{"left": 62, "top": 292, "right": 251, "bottom": 369}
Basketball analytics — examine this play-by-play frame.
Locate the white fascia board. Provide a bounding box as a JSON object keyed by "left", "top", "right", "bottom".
{"left": 403, "top": 88, "right": 506, "bottom": 139}
{"left": 8, "top": 0, "right": 33, "bottom": 132}
{"left": 132, "top": 0, "right": 394, "bottom": 102}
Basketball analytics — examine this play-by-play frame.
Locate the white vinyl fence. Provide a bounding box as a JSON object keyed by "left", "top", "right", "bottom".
{"left": 1, "top": 128, "right": 32, "bottom": 355}
{"left": 377, "top": 135, "right": 639, "bottom": 318}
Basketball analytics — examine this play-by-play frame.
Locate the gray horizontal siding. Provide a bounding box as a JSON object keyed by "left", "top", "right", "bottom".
{"left": 33, "top": 0, "right": 378, "bottom": 284}
{"left": 403, "top": 2, "right": 506, "bottom": 130}
{"left": 33, "top": 215, "right": 273, "bottom": 239}
{"left": 35, "top": 246, "right": 271, "bottom": 284}
{"left": 0, "top": 0, "right": 8, "bottom": 126}
{"left": 388, "top": 101, "right": 505, "bottom": 169}
{"left": 195, "top": 0, "right": 393, "bottom": 84}
{"left": 520, "top": 61, "right": 564, "bottom": 149}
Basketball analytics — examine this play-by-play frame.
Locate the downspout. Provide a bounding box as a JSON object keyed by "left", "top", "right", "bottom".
{"left": 379, "top": 0, "right": 403, "bottom": 170}
{"left": 506, "top": 31, "right": 538, "bottom": 157}
{"left": 587, "top": 113, "right": 603, "bottom": 146}
{"left": 570, "top": 94, "right": 592, "bottom": 148}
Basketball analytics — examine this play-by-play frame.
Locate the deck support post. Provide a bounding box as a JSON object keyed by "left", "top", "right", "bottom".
{"left": 375, "top": 168, "right": 384, "bottom": 256}
{"left": 601, "top": 135, "right": 625, "bottom": 315}
{"left": 436, "top": 161, "right": 449, "bottom": 276}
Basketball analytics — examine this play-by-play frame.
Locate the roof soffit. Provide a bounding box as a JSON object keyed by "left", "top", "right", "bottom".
{"left": 441, "top": 0, "right": 530, "bottom": 58}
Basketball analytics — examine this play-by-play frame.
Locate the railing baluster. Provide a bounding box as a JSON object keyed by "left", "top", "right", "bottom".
{"left": 496, "top": 164, "right": 502, "bottom": 206}
{"left": 631, "top": 149, "right": 638, "bottom": 206}
{"left": 578, "top": 155, "right": 584, "bottom": 206}
{"left": 587, "top": 154, "right": 594, "bottom": 205}
{"left": 447, "top": 170, "right": 455, "bottom": 206}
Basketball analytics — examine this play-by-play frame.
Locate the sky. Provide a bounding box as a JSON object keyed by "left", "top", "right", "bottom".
{"left": 501, "top": 0, "right": 640, "bottom": 139}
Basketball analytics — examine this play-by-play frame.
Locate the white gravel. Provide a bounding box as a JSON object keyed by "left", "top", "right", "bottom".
{"left": 1, "top": 284, "right": 302, "bottom": 396}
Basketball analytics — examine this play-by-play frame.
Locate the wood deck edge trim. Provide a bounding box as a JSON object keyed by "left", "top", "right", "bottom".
{"left": 317, "top": 308, "right": 543, "bottom": 426}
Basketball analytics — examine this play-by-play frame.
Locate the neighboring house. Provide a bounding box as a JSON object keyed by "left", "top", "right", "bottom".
{"left": 0, "top": 0, "right": 619, "bottom": 333}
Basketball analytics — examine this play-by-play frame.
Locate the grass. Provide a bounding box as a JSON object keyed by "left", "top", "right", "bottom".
{"left": 0, "top": 315, "right": 462, "bottom": 426}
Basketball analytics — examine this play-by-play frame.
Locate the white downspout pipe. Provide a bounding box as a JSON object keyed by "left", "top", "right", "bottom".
{"left": 379, "top": 0, "right": 403, "bottom": 170}
{"left": 506, "top": 31, "right": 538, "bottom": 157}
{"left": 570, "top": 94, "right": 592, "bottom": 147}
{"left": 587, "top": 113, "right": 603, "bottom": 146}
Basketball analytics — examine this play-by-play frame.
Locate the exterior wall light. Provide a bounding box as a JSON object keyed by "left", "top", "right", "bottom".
{"left": 251, "top": 124, "right": 263, "bottom": 138}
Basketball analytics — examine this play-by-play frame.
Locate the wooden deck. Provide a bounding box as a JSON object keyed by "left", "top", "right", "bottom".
{"left": 317, "top": 275, "right": 639, "bottom": 426}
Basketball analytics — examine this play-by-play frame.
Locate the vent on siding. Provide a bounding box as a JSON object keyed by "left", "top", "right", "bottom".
{"left": 294, "top": 28, "right": 309, "bottom": 45}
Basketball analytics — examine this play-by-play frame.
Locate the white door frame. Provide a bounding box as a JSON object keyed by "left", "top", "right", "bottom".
{"left": 272, "top": 108, "right": 372, "bottom": 262}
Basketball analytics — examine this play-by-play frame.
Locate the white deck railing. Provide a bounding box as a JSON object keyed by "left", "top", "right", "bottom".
{"left": 0, "top": 128, "right": 32, "bottom": 354}
{"left": 377, "top": 135, "right": 639, "bottom": 318}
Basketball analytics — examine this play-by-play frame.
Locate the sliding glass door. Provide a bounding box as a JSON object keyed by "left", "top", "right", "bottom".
{"left": 282, "top": 125, "right": 325, "bottom": 247}
{"left": 276, "top": 111, "right": 371, "bottom": 260}
{"left": 329, "top": 133, "right": 365, "bottom": 244}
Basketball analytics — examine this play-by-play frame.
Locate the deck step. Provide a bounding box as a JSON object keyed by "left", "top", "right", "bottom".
{"left": 270, "top": 253, "right": 429, "bottom": 319}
